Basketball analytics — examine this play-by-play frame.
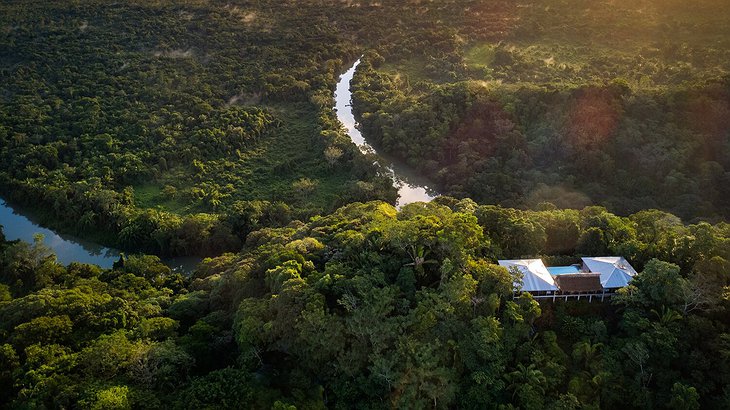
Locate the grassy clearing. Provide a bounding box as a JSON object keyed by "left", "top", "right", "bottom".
{"left": 133, "top": 183, "right": 192, "bottom": 214}
{"left": 134, "top": 102, "right": 355, "bottom": 214}
{"left": 380, "top": 56, "right": 456, "bottom": 84}
{"left": 206, "top": 102, "right": 354, "bottom": 210}
{"left": 387, "top": 0, "right": 730, "bottom": 89}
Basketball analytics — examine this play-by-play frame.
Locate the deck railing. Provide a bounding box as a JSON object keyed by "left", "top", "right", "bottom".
{"left": 514, "top": 291, "right": 616, "bottom": 302}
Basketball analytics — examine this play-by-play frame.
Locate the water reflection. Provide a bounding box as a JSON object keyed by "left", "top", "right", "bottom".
{"left": 335, "top": 59, "right": 437, "bottom": 207}
{"left": 0, "top": 58, "right": 433, "bottom": 270}
{"left": 0, "top": 198, "right": 119, "bottom": 267}
{"left": 0, "top": 198, "right": 198, "bottom": 272}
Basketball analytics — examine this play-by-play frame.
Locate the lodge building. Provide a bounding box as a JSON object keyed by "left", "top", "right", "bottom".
{"left": 498, "top": 256, "right": 637, "bottom": 302}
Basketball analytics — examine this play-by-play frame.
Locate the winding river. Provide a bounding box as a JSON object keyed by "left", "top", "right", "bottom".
{"left": 0, "top": 198, "right": 121, "bottom": 268}
{"left": 0, "top": 198, "right": 199, "bottom": 271}
{"left": 0, "top": 59, "right": 434, "bottom": 268}
{"left": 335, "top": 60, "right": 436, "bottom": 207}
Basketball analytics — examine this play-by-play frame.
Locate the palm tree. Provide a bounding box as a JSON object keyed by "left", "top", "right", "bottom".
{"left": 403, "top": 244, "right": 438, "bottom": 275}
{"left": 651, "top": 306, "right": 682, "bottom": 326}
{"left": 572, "top": 340, "right": 604, "bottom": 372}
{"left": 506, "top": 363, "right": 547, "bottom": 399}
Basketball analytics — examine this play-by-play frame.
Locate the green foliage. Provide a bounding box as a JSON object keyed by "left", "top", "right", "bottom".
{"left": 213, "top": 200, "right": 726, "bottom": 408}
{"left": 0, "top": 0, "right": 729, "bottom": 408}
{"left": 0, "top": 0, "right": 398, "bottom": 256}
{"left": 669, "top": 382, "right": 700, "bottom": 410}
{"left": 175, "top": 368, "right": 281, "bottom": 409}
{"left": 1, "top": 199, "right": 729, "bottom": 408}
{"left": 350, "top": 0, "right": 730, "bottom": 221}
{"left": 82, "top": 385, "right": 132, "bottom": 410}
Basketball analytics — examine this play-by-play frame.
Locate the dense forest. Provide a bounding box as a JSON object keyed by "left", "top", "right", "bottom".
{"left": 1, "top": 200, "right": 729, "bottom": 408}
{"left": 0, "top": 0, "right": 404, "bottom": 256}
{"left": 351, "top": 0, "right": 730, "bottom": 221}
{"left": 1, "top": 0, "right": 730, "bottom": 408}
{"left": 2, "top": 0, "right": 729, "bottom": 258}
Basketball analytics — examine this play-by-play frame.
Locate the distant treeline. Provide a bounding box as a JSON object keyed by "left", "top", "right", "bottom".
{"left": 349, "top": 0, "right": 730, "bottom": 221}
{"left": 353, "top": 57, "right": 730, "bottom": 220}
{"left": 3, "top": 0, "right": 727, "bottom": 258}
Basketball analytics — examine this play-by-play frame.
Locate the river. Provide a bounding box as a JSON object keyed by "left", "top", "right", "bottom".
{"left": 0, "top": 58, "right": 434, "bottom": 269}
{"left": 0, "top": 198, "right": 199, "bottom": 271}
{"left": 335, "top": 59, "right": 437, "bottom": 207}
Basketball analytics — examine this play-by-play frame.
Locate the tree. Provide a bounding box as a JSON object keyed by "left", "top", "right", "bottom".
{"left": 506, "top": 363, "right": 548, "bottom": 408}
{"left": 324, "top": 145, "right": 343, "bottom": 167}
{"left": 175, "top": 368, "right": 278, "bottom": 409}
{"left": 572, "top": 340, "right": 603, "bottom": 374}
{"left": 668, "top": 382, "right": 700, "bottom": 410}
{"left": 0, "top": 234, "right": 61, "bottom": 293}
{"left": 576, "top": 227, "right": 608, "bottom": 256}
{"left": 0, "top": 344, "right": 19, "bottom": 400}
{"left": 84, "top": 386, "right": 131, "bottom": 410}
{"left": 78, "top": 332, "right": 145, "bottom": 380}
{"left": 291, "top": 178, "right": 318, "bottom": 201}
{"left": 12, "top": 315, "right": 73, "bottom": 349}
{"left": 615, "top": 259, "right": 687, "bottom": 312}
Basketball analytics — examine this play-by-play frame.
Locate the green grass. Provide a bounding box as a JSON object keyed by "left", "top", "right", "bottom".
{"left": 133, "top": 184, "right": 192, "bottom": 214}
{"left": 381, "top": 58, "right": 430, "bottom": 82}
{"left": 222, "top": 102, "right": 354, "bottom": 209}
{"left": 134, "top": 184, "right": 163, "bottom": 208}
{"left": 134, "top": 102, "right": 356, "bottom": 215}
{"left": 380, "top": 56, "right": 456, "bottom": 84}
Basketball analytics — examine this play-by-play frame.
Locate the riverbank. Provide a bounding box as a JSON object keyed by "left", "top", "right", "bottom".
{"left": 0, "top": 198, "right": 200, "bottom": 272}
{"left": 335, "top": 59, "right": 437, "bottom": 207}
{"left": 0, "top": 58, "right": 435, "bottom": 271}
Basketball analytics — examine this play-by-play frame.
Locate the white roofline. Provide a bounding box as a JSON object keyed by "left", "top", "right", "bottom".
{"left": 581, "top": 256, "right": 637, "bottom": 288}
{"left": 498, "top": 259, "right": 558, "bottom": 292}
